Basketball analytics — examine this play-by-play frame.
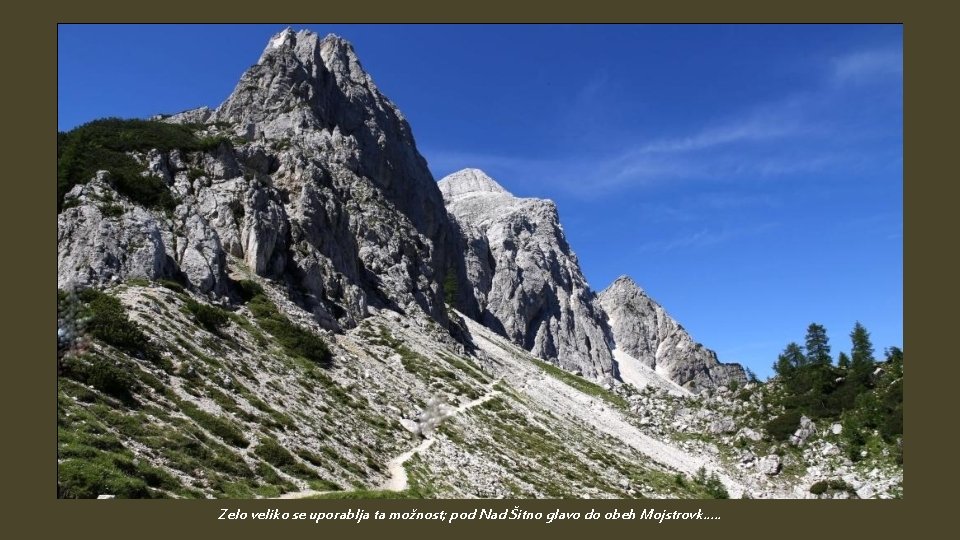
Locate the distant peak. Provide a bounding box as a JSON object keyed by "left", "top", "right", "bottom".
{"left": 438, "top": 169, "right": 512, "bottom": 199}
{"left": 606, "top": 275, "right": 646, "bottom": 294}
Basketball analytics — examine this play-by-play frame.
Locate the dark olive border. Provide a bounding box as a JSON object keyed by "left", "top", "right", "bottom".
{"left": 17, "top": 0, "right": 936, "bottom": 537}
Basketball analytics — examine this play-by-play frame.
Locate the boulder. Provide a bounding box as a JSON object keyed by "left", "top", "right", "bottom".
{"left": 758, "top": 455, "right": 782, "bottom": 476}
{"left": 790, "top": 416, "right": 816, "bottom": 446}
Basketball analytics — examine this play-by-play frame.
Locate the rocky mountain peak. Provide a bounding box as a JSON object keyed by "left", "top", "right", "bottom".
{"left": 442, "top": 170, "right": 616, "bottom": 382}
{"left": 213, "top": 29, "right": 400, "bottom": 144}
{"left": 607, "top": 275, "right": 645, "bottom": 295}
{"left": 438, "top": 168, "right": 512, "bottom": 199}
{"left": 61, "top": 29, "right": 455, "bottom": 330}
{"left": 599, "top": 276, "right": 747, "bottom": 392}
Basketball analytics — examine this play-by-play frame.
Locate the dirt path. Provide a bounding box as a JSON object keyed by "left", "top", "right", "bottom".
{"left": 277, "top": 380, "right": 501, "bottom": 499}
{"left": 378, "top": 382, "right": 501, "bottom": 492}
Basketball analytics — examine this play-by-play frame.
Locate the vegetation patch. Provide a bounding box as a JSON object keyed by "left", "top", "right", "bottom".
{"left": 184, "top": 298, "right": 230, "bottom": 335}
{"left": 531, "top": 358, "right": 628, "bottom": 410}
{"left": 65, "top": 288, "right": 163, "bottom": 365}
{"left": 307, "top": 489, "right": 415, "bottom": 499}
{"left": 764, "top": 411, "right": 802, "bottom": 442}
{"left": 61, "top": 354, "right": 139, "bottom": 405}
{"left": 179, "top": 401, "right": 250, "bottom": 448}
{"left": 693, "top": 466, "right": 729, "bottom": 499}
{"left": 58, "top": 118, "right": 231, "bottom": 211}
{"left": 246, "top": 292, "right": 332, "bottom": 367}
{"left": 810, "top": 478, "right": 856, "bottom": 496}
{"left": 255, "top": 437, "right": 318, "bottom": 480}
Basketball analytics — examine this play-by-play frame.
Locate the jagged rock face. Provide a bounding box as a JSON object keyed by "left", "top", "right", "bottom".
{"left": 204, "top": 28, "right": 453, "bottom": 325}
{"left": 599, "top": 275, "right": 747, "bottom": 392}
{"left": 59, "top": 30, "right": 455, "bottom": 328}
{"left": 440, "top": 169, "right": 616, "bottom": 382}
{"left": 213, "top": 28, "right": 448, "bottom": 246}
{"left": 57, "top": 173, "right": 228, "bottom": 295}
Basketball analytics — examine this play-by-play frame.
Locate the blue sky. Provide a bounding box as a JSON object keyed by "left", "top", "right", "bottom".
{"left": 59, "top": 24, "right": 903, "bottom": 379}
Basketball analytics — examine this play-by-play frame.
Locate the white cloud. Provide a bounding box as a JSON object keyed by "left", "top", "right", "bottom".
{"left": 425, "top": 45, "right": 900, "bottom": 199}
{"left": 830, "top": 48, "right": 902, "bottom": 85}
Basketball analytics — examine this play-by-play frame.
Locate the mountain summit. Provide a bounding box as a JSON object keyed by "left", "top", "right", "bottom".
{"left": 599, "top": 275, "right": 748, "bottom": 391}
{"left": 438, "top": 168, "right": 512, "bottom": 198}
{"left": 441, "top": 168, "right": 617, "bottom": 382}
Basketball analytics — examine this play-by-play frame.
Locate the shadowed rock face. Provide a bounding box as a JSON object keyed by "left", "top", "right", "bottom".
{"left": 208, "top": 29, "right": 454, "bottom": 326}
{"left": 60, "top": 29, "right": 455, "bottom": 328}
{"left": 439, "top": 169, "right": 617, "bottom": 382}
{"left": 599, "top": 275, "right": 747, "bottom": 392}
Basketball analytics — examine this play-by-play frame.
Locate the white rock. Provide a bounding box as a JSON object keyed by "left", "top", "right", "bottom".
{"left": 598, "top": 276, "right": 747, "bottom": 392}
{"left": 758, "top": 455, "right": 782, "bottom": 476}
{"left": 856, "top": 484, "right": 876, "bottom": 499}
{"left": 440, "top": 169, "right": 616, "bottom": 382}
{"left": 789, "top": 416, "right": 816, "bottom": 446}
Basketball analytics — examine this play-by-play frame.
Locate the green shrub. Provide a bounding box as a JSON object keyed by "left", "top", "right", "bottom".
{"left": 809, "top": 480, "right": 828, "bottom": 495}
{"left": 253, "top": 438, "right": 318, "bottom": 480}
{"left": 57, "top": 118, "right": 226, "bottom": 212}
{"left": 810, "top": 479, "right": 854, "bottom": 496}
{"left": 85, "top": 357, "right": 137, "bottom": 404}
{"left": 75, "top": 289, "right": 162, "bottom": 363}
{"left": 99, "top": 203, "right": 124, "bottom": 217}
{"left": 235, "top": 279, "right": 264, "bottom": 302}
{"left": 255, "top": 438, "right": 297, "bottom": 469}
{"left": 110, "top": 173, "right": 176, "bottom": 211}
{"left": 184, "top": 298, "right": 230, "bottom": 334}
{"left": 247, "top": 292, "right": 331, "bottom": 367}
{"left": 157, "top": 279, "right": 185, "bottom": 293}
{"left": 58, "top": 456, "right": 151, "bottom": 499}
{"left": 765, "top": 411, "right": 802, "bottom": 442}
{"left": 179, "top": 402, "right": 249, "bottom": 448}
{"left": 693, "top": 466, "right": 729, "bottom": 499}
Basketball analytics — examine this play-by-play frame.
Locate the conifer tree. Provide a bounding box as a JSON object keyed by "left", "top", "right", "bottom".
{"left": 804, "top": 323, "right": 832, "bottom": 365}
{"left": 847, "top": 321, "right": 876, "bottom": 395}
{"left": 774, "top": 342, "right": 805, "bottom": 378}
{"left": 837, "top": 351, "right": 851, "bottom": 369}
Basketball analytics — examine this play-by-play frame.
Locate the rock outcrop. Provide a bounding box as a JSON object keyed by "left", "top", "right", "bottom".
{"left": 599, "top": 275, "right": 747, "bottom": 392}
{"left": 58, "top": 174, "right": 178, "bottom": 290}
{"left": 440, "top": 169, "right": 616, "bottom": 382}
{"left": 204, "top": 28, "right": 454, "bottom": 326}
{"left": 57, "top": 173, "right": 229, "bottom": 296}
{"left": 60, "top": 29, "right": 456, "bottom": 328}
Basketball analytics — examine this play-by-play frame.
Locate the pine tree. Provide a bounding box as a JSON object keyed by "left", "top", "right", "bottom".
{"left": 837, "top": 351, "right": 851, "bottom": 369}
{"left": 847, "top": 321, "right": 876, "bottom": 396}
{"left": 851, "top": 321, "right": 875, "bottom": 366}
{"left": 774, "top": 342, "right": 805, "bottom": 378}
{"left": 804, "top": 323, "right": 832, "bottom": 365}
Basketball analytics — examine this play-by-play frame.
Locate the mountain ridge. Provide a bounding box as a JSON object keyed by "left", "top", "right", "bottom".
{"left": 55, "top": 29, "right": 902, "bottom": 500}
